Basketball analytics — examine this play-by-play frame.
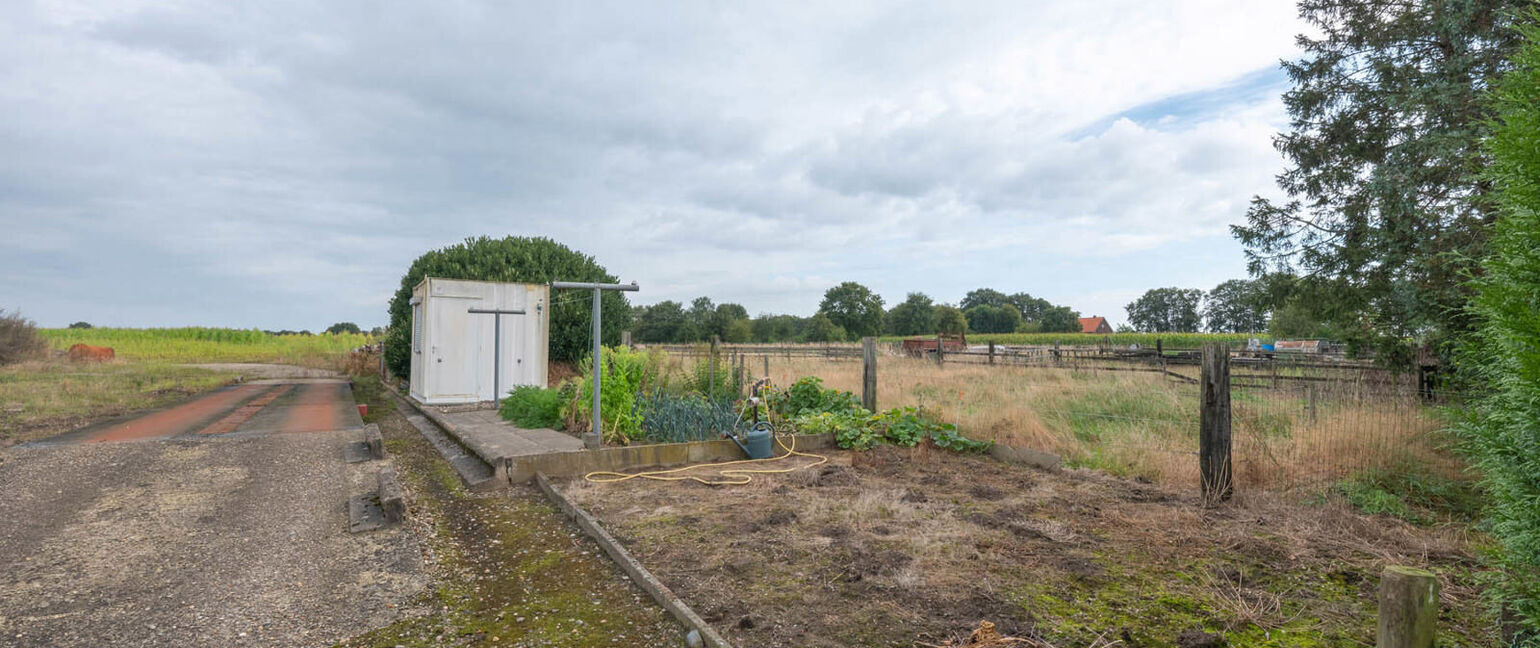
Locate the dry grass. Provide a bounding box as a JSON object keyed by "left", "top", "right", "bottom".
{"left": 745, "top": 354, "right": 1458, "bottom": 491}
{"left": 565, "top": 449, "right": 1494, "bottom": 647}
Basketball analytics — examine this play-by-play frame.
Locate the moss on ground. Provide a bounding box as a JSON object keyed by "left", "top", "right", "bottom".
{"left": 334, "top": 384, "right": 682, "bottom": 647}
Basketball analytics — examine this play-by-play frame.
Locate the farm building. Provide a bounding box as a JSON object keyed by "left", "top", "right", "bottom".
{"left": 408, "top": 277, "right": 550, "bottom": 405}
{"left": 1078, "top": 316, "right": 1113, "bottom": 334}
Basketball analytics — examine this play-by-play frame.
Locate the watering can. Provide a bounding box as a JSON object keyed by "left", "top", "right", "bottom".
{"left": 724, "top": 392, "right": 776, "bottom": 459}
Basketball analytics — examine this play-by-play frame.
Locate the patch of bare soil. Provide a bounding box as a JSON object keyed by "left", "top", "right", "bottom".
{"left": 560, "top": 449, "right": 1495, "bottom": 648}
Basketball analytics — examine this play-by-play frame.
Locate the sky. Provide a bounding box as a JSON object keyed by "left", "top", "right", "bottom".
{"left": 1, "top": 0, "right": 1307, "bottom": 330}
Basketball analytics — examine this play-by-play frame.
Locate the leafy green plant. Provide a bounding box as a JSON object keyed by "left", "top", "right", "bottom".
{"left": 636, "top": 390, "right": 738, "bottom": 444}
{"left": 498, "top": 385, "right": 564, "bottom": 429}
{"left": 562, "top": 346, "right": 667, "bottom": 444}
{"left": 930, "top": 426, "right": 993, "bottom": 453}
{"left": 768, "top": 376, "right": 863, "bottom": 420}
{"left": 792, "top": 410, "right": 877, "bottom": 449}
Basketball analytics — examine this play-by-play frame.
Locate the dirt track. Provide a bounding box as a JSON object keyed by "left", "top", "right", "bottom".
{"left": 0, "top": 377, "right": 426, "bottom": 647}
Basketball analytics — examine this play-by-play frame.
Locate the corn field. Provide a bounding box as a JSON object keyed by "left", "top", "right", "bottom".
{"left": 38, "top": 327, "right": 374, "bottom": 366}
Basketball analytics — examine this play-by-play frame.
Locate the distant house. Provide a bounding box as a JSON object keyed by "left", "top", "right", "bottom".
{"left": 1078, "top": 316, "right": 1112, "bottom": 334}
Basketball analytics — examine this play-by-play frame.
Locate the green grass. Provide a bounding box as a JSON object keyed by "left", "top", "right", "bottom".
{"left": 878, "top": 332, "right": 1267, "bottom": 348}
{"left": 335, "top": 381, "right": 682, "bottom": 648}
{"left": 0, "top": 360, "right": 238, "bottom": 444}
{"left": 39, "top": 327, "right": 374, "bottom": 366}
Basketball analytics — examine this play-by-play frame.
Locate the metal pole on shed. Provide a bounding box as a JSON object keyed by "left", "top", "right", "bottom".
{"left": 550, "top": 280, "right": 639, "bottom": 450}
{"left": 590, "top": 288, "right": 602, "bottom": 447}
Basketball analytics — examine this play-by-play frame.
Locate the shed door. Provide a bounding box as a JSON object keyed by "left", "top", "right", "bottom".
{"left": 429, "top": 296, "right": 480, "bottom": 400}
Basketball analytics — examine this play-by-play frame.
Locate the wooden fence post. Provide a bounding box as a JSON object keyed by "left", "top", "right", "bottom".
{"left": 1378, "top": 566, "right": 1439, "bottom": 648}
{"left": 621, "top": 330, "right": 632, "bottom": 348}
{"left": 988, "top": 340, "right": 996, "bottom": 365}
{"left": 862, "top": 337, "right": 877, "bottom": 412}
{"left": 763, "top": 354, "right": 769, "bottom": 379}
{"left": 935, "top": 334, "right": 945, "bottom": 367}
{"left": 1200, "top": 342, "right": 1233, "bottom": 505}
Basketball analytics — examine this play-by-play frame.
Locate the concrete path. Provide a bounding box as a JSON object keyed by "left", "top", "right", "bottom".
{"left": 0, "top": 377, "right": 425, "bottom": 647}
{"left": 435, "top": 408, "right": 583, "bottom": 458}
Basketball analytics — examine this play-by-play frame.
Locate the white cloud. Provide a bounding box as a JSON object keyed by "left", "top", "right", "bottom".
{"left": 0, "top": 0, "right": 1303, "bottom": 328}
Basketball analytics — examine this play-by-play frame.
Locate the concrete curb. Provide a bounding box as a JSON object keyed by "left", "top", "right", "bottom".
{"left": 385, "top": 382, "right": 509, "bottom": 482}
{"left": 364, "top": 423, "right": 384, "bottom": 460}
{"left": 378, "top": 465, "right": 405, "bottom": 523}
{"left": 534, "top": 472, "right": 734, "bottom": 648}
{"left": 506, "top": 433, "right": 837, "bottom": 483}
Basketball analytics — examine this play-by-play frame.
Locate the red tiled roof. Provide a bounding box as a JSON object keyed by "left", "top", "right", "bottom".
{"left": 1078, "top": 316, "right": 1109, "bottom": 333}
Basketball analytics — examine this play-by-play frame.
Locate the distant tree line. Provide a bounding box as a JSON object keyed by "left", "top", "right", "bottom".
{"left": 630, "top": 282, "right": 1083, "bottom": 344}
{"left": 1123, "top": 275, "right": 1342, "bottom": 338}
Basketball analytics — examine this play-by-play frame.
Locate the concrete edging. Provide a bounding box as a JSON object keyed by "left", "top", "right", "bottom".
{"left": 378, "top": 465, "right": 405, "bottom": 523}
{"left": 385, "top": 382, "right": 509, "bottom": 482}
{"left": 505, "top": 433, "right": 837, "bottom": 483}
{"left": 534, "top": 472, "right": 734, "bottom": 648}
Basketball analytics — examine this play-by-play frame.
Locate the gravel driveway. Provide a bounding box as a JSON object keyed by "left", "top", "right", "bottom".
{"left": 0, "top": 379, "right": 427, "bottom": 647}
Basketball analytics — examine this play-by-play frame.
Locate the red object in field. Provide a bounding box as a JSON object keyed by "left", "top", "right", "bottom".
{"left": 357, "top": 403, "right": 368, "bottom": 417}
{"left": 67, "top": 344, "right": 115, "bottom": 362}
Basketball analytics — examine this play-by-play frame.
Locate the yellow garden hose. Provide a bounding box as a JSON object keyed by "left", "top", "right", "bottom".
{"left": 583, "top": 430, "right": 828, "bottom": 486}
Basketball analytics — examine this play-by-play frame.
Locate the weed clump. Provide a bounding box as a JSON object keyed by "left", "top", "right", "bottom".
{"left": 0, "top": 309, "right": 46, "bottom": 366}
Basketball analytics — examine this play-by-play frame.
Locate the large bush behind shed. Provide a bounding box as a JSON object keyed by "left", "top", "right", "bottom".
{"left": 385, "top": 236, "right": 632, "bottom": 377}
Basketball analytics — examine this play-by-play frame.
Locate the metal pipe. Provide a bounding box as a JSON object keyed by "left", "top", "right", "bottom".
{"left": 590, "top": 287, "right": 602, "bottom": 448}
{"left": 551, "top": 281, "right": 640, "bottom": 292}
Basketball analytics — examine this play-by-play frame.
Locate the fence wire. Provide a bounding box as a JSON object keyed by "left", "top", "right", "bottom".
{"left": 713, "top": 349, "right": 1461, "bottom": 491}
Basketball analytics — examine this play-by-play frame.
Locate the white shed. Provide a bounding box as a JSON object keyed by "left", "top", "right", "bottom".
{"left": 408, "top": 277, "right": 549, "bottom": 405}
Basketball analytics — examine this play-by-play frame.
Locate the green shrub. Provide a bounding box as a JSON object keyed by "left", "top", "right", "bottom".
{"left": 499, "top": 385, "right": 564, "bottom": 429}
{"left": 0, "top": 310, "right": 47, "bottom": 366}
{"left": 562, "top": 346, "right": 665, "bottom": 444}
{"left": 385, "top": 236, "right": 632, "bottom": 377}
{"left": 1458, "top": 17, "right": 1540, "bottom": 641}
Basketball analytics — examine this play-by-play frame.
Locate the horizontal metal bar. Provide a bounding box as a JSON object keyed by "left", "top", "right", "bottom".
{"left": 467, "top": 308, "right": 527, "bottom": 315}
{"left": 550, "top": 281, "right": 639, "bottom": 291}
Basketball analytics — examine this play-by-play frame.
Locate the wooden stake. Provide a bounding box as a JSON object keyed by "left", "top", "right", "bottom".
{"left": 862, "top": 337, "right": 877, "bottom": 412}
{"left": 1378, "top": 566, "right": 1439, "bottom": 648}
{"left": 1200, "top": 342, "right": 1233, "bottom": 505}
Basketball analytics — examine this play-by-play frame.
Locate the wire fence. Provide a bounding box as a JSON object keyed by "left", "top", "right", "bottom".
{"left": 718, "top": 349, "right": 1460, "bottom": 491}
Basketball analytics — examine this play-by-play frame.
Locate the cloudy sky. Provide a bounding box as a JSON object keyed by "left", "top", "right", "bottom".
{"left": 2, "top": 0, "right": 1306, "bottom": 330}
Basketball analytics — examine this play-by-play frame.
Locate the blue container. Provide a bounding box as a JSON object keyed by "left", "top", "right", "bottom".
{"left": 1261, "top": 344, "right": 1275, "bottom": 351}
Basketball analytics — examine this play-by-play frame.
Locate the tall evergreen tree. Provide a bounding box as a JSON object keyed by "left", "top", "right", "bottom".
{"left": 1233, "top": 0, "right": 1525, "bottom": 362}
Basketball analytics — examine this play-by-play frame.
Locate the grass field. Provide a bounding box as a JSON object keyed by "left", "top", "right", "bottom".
{"left": 40, "top": 327, "right": 374, "bottom": 368}
{"left": 0, "top": 360, "right": 239, "bottom": 444}
{"left": 755, "top": 355, "right": 1462, "bottom": 498}
{"left": 878, "top": 331, "right": 1269, "bottom": 347}
{"left": 2, "top": 327, "right": 375, "bottom": 445}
